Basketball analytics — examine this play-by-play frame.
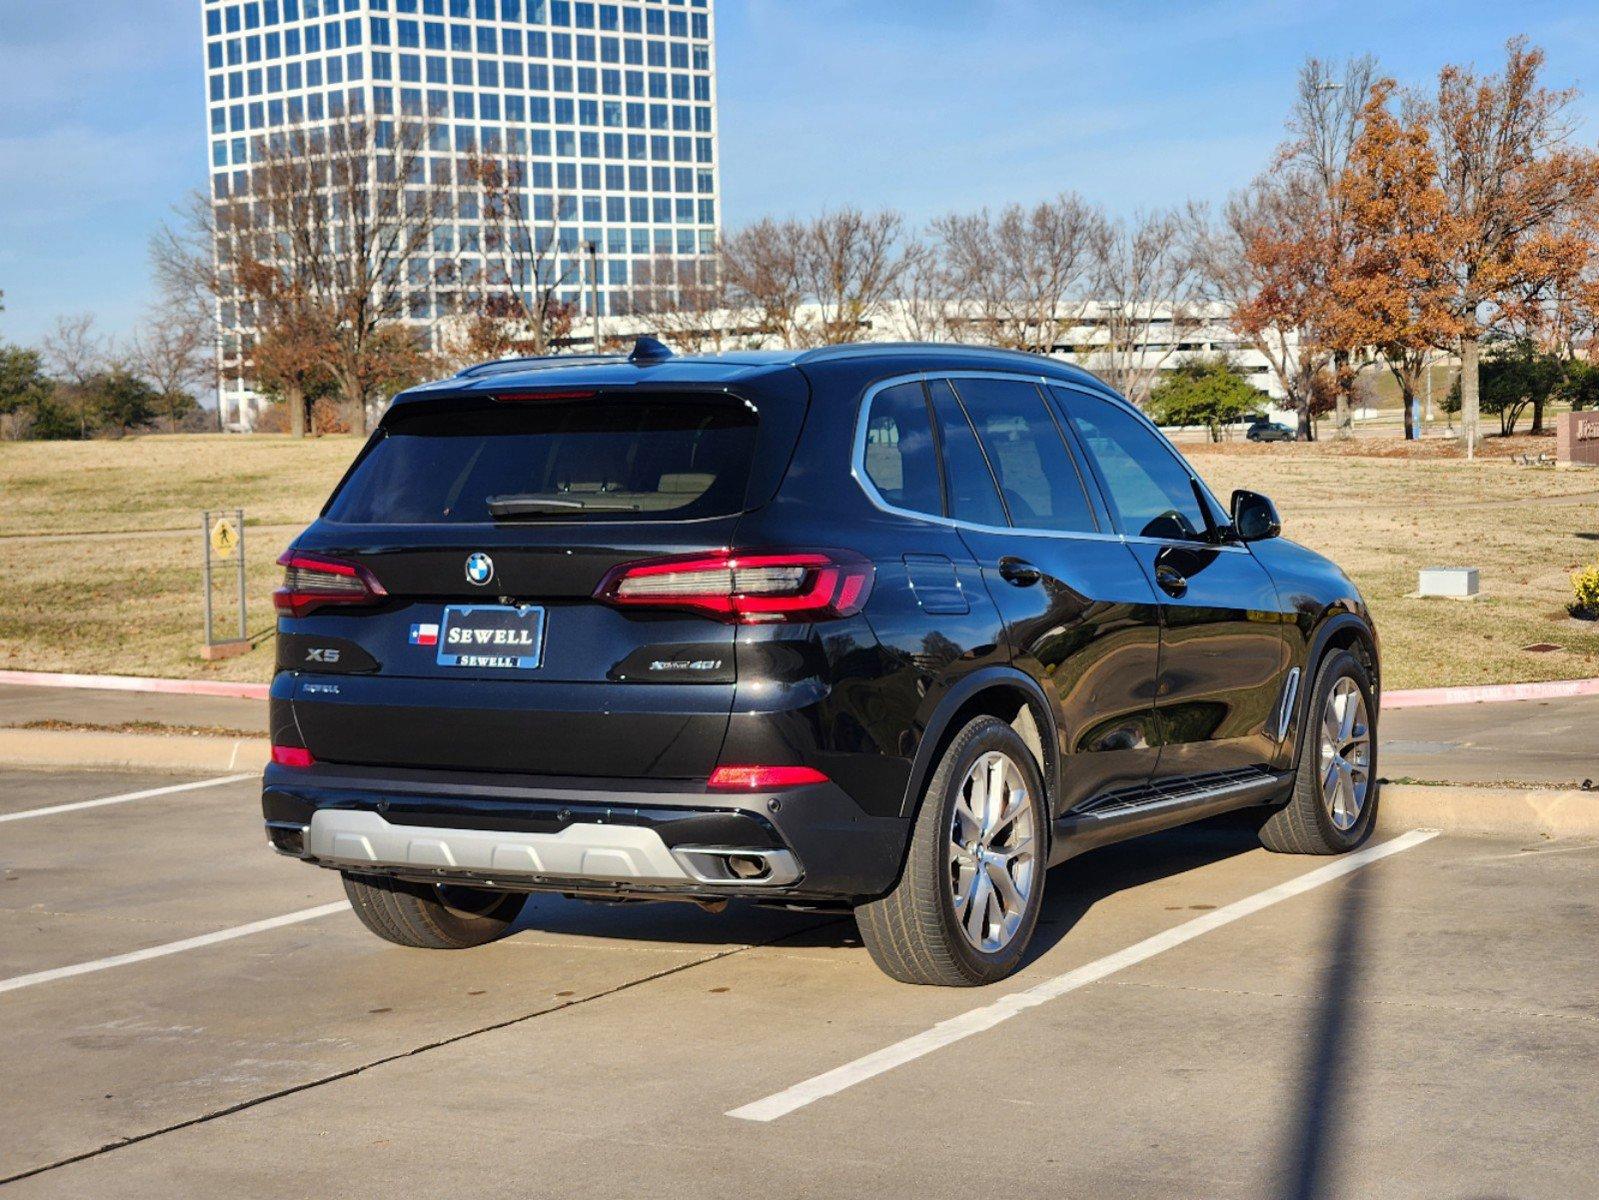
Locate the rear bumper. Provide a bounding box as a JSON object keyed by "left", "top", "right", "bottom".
{"left": 261, "top": 761, "right": 909, "bottom": 901}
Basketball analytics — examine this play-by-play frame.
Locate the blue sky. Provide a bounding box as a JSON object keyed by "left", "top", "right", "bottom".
{"left": 2, "top": 0, "right": 1597, "bottom": 347}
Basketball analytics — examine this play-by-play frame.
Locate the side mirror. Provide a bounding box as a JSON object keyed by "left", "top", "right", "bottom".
{"left": 1231, "top": 489, "right": 1281, "bottom": 542}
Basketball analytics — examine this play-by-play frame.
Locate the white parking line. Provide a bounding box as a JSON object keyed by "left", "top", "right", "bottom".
{"left": 727, "top": 828, "right": 1440, "bottom": 1122}
{"left": 0, "top": 903, "right": 350, "bottom": 996}
{"left": 0, "top": 774, "right": 254, "bottom": 824}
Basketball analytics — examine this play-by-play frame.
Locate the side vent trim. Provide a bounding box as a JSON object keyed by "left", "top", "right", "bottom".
{"left": 1276, "top": 667, "right": 1301, "bottom": 743}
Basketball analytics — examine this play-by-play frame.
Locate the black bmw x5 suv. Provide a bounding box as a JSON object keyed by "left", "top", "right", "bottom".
{"left": 263, "top": 340, "right": 1379, "bottom": 986}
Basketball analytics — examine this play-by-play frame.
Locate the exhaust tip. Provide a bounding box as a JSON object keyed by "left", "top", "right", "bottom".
{"left": 726, "top": 854, "right": 769, "bottom": 880}
{"left": 266, "top": 822, "right": 307, "bottom": 857}
{"left": 670, "top": 846, "right": 801, "bottom": 887}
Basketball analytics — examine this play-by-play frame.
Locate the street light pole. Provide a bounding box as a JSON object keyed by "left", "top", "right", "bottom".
{"left": 586, "top": 240, "right": 601, "bottom": 353}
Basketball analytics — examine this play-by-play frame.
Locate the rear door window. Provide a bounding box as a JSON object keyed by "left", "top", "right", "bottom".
{"left": 927, "top": 380, "right": 1008, "bottom": 528}
{"left": 951, "top": 378, "right": 1099, "bottom": 534}
{"left": 325, "top": 398, "right": 758, "bottom": 524}
{"left": 862, "top": 381, "right": 942, "bottom": 516}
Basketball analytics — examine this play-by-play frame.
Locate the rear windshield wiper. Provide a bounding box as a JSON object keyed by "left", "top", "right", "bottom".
{"left": 486, "top": 494, "right": 642, "bottom": 518}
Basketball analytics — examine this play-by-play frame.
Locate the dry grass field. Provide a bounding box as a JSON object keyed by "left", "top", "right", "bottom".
{"left": 1186, "top": 439, "right": 1599, "bottom": 690}
{"left": 0, "top": 435, "right": 360, "bottom": 683}
{"left": 1, "top": 431, "right": 1596, "bottom": 689}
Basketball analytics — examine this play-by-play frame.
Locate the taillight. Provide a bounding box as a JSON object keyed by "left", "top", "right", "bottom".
{"left": 273, "top": 551, "right": 388, "bottom": 619}
{"left": 708, "top": 765, "right": 830, "bottom": 790}
{"left": 594, "top": 550, "right": 874, "bottom": 623}
{"left": 271, "top": 744, "right": 315, "bottom": 768}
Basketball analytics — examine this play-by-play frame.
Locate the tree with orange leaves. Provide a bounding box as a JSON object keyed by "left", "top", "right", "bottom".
{"left": 243, "top": 292, "right": 338, "bottom": 439}
{"left": 1330, "top": 79, "right": 1462, "bottom": 441}
{"left": 1417, "top": 38, "right": 1599, "bottom": 456}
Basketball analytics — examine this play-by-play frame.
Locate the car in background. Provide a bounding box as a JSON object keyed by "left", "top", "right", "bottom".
{"left": 262, "top": 340, "right": 1379, "bottom": 986}
{"left": 1247, "top": 419, "right": 1297, "bottom": 442}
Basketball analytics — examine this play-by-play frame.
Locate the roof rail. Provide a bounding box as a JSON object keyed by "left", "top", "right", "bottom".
{"left": 454, "top": 353, "right": 625, "bottom": 379}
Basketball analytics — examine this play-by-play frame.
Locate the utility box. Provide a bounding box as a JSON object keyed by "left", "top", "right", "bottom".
{"left": 1419, "top": 567, "right": 1479, "bottom": 598}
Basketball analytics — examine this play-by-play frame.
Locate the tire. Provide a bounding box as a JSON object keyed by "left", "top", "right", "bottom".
{"left": 1259, "top": 649, "right": 1379, "bottom": 854}
{"left": 342, "top": 872, "right": 526, "bottom": 949}
{"left": 856, "top": 716, "right": 1048, "bottom": 986}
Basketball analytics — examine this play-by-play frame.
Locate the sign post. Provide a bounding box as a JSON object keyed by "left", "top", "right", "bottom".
{"left": 200, "top": 508, "right": 251, "bottom": 661}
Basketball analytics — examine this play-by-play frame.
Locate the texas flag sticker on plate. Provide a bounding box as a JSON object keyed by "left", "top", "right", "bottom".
{"left": 409, "top": 623, "right": 440, "bottom": 647}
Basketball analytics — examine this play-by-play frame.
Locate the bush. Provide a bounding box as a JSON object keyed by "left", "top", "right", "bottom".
{"left": 1148, "top": 357, "right": 1263, "bottom": 441}
{"left": 250, "top": 396, "right": 355, "bottom": 435}
{"left": 310, "top": 396, "right": 354, "bottom": 434}
{"left": 1572, "top": 563, "right": 1599, "bottom": 620}
{"left": 1445, "top": 338, "right": 1565, "bottom": 434}
{"left": 1563, "top": 359, "right": 1599, "bottom": 412}
{"left": 252, "top": 400, "right": 291, "bottom": 433}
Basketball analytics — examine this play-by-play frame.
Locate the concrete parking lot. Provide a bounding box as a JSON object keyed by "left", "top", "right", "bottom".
{"left": 2, "top": 765, "right": 1595, "bottom": 1199}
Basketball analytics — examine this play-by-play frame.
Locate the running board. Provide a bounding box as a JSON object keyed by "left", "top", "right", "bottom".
{"left": 1050, "top": 769, "right": 1290, "bottom": 865}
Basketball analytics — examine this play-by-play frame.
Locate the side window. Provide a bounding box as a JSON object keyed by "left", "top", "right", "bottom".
{"left": 862, "top": 382, "right": 942, "bottom": 516}
{"left": 1054, "top": 387, "right": 1210, "bottom": 542}
{"left": 951, "top": 378, "right": 1098, "bottom": 534}
{"left": 927, "top": 379, "right": 1008, "bottom": 527}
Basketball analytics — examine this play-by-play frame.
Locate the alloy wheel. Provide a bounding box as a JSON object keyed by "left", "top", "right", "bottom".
{"left": 1318, "top": 677, "right": 1371, "bottom": 832}
{"left": 948, "top": 751, "right": 1038, "bottom": 952}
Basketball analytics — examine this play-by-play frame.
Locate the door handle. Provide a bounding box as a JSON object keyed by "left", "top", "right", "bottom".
{"left": 1154, "top": 564, "right": 1188, "bottom": 598}
{"left": 998, "top": 557, "right": 1042, "bottom": 587}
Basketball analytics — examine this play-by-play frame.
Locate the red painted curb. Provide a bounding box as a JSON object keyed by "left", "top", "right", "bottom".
{"left": 0, "top": 670, "right": 268, "bottom": 701}
{"left": 1384, "top": 677, "right": 1599, "bottom": 709}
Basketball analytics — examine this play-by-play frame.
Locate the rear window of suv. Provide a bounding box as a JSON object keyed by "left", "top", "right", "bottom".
{"left": 324, "top": 397, "right": 759, "bottom": 524}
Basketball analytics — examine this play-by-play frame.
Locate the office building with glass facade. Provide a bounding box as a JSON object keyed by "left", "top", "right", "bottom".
{"left": 200, "top": 0, "right": 720, "bottom": 426}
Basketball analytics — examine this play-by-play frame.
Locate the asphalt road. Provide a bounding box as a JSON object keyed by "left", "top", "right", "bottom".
{"left": 1, "top": 766, "right": 1595, "bottom": 1199}
{"left": 1381, "top": 694, "right": 1599, "bottom": 788}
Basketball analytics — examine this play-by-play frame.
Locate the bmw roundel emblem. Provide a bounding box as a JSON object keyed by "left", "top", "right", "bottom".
{"left": 464, "top": 552, "right": 495, "bottom": 587}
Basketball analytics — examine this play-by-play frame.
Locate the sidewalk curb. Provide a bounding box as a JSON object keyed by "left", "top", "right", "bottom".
{"left": 1376, "top": 783, "right": 1597, "bottom": 840}
{"left": 0, "top": 729, "right": 269, "bottom": 774}
{"left": 1384, "top": 677, "right": 1599, "bottom": 709}
{"left": 0, "top": 671, "right": 269, "bottom": 701}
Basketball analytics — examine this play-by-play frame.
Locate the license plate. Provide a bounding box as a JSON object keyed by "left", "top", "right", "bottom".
{"left": 435, "top": 605, "right": 546, "bottom": 670}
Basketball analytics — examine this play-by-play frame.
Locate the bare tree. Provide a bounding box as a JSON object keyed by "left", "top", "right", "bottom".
{"left": 150, "top": 193, "right": 229, "bottom": 429}
{"left": 40, "top": 313, "right": 107, "bottom": 437}
{"left": 1086, "top": 210, "right": 1200, "bottom": 406}
{"left": 631, "top": 253, "right": 734, "bottom": 354}
{"left": 450, "top": 153, "right": 582, "bottom": 361}
{"left": 1280, "top": 55, "right": 1379, "bottom": 436}
{"left": 721, "top": 217, "right": 808, "bottom": 346}
{"left": 156, "top": 113, "right": 445, "bottom": 434}
{"left": 794, "top": 208, "right": 918, "bottom": 345}
{"left": 1188, "top": 185, "right": 1330, "bottom": 439}
{"left": 129, "top": 303, "right": 212, "bottom": 432}
{"left": 894, "top": 240, "right": 953, "bottom": 343}
{"left": 932, "top": 194, "right": 1104, "bottom": 353}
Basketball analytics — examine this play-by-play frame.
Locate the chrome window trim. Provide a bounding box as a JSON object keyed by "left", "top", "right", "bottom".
{"left": 850, "top": 370, "right": 1247, "bottom": 553}
{"left": 851, "top": 370, "right": 1123, "bottom": 545}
